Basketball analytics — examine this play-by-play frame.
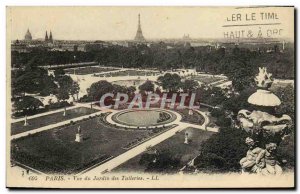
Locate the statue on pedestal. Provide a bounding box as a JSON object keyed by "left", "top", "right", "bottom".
{"left": 256, "top": 143, "right": 282, "bottom": 175}
{"left": 240, "top": 137, "right": 264, "bottom": 173}
{"left": 63, "top": 108, "right": 66, "bottom": 116}
{"left": 184, "top": 132, "right": 189, "bottom": 144}
{"left": 75, "top": 126, "right": 83, "bottom": 143}
{"left": 24, "top": 115, "right": 29, "bottom": 126}
{"left": 237, "top": 67, "right": 292, "bottom": 175}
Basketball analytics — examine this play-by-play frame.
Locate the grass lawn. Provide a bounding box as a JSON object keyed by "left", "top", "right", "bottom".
{"left": 12, "top": 104, "right": 74, "bottom": 119}
{"left": 210, "top": 79, "right": 230, "bottom": 87}
{"left": 97, "top": 70, "right": 160, "bottom": 77}
{"left": 176, "top": 109, "right": 205, "bottom": 125}
{"left": 114, "top": 127, "right": 214, "bottom": 173}
{"left": 11, "top": 117, "right": 150, "bottom": 174}
{"left": 190, "top": 75, "right": 225, "bottom": 84}
{"left": 11, "top": 107, "right": 99, "bottom": 135}
{"left": 64, "top": 66, "right": 117, "bottom": 75}
{"left": 270, "top": 81, "right": 294, "bottom": 91}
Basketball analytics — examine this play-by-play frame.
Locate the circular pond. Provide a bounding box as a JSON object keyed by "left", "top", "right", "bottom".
{"left": 111, "top": 109, "right": 177, "bottom": 127}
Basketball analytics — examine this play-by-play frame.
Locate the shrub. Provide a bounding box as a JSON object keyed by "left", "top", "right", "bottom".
{"left": 210, "top": 108, "right": 224, "bottom": 118}
{"left": 215, "top": 116, "right": 232, "bottom": 128}
{"left": 194, "top": 127, "right": 248, "bottom": 173}
{"left": 277, "top": 133, "right": 295, "bottom": 170}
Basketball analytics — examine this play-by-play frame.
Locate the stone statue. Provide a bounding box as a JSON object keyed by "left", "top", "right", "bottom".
{"left": 75, "top": 126, "right": 83, "bottom": 143}
{"left": 184, "top": 132, "right": 189, "bottom": 144}
{"left": 240, "top": 137, "right": 264, "bottom": 173}
{"left": 256, "top": 143, "right": 283, "bottom": 175}
{"left": 77, "top": 126, "right": 81, "bottom": 134}
{"left": 24, "top": 115, "right": 29, "bottom": 126}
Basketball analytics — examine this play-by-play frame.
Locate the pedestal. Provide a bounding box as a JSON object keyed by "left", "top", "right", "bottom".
{"left": 75, "top": 133, "right": 83, "bottom": 142}
{"left": 24, "top": 116, "right": 29, "bottom": 126}
{"left": 184, "top": 136, "right": 189, "bottom": 144}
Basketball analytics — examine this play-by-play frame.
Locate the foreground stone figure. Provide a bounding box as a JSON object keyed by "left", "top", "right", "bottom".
{"left": 240, "top": 137, "right": 263, "bottom": 173}
{"left": 240, "top": 139, "right": 283, "bottom": 175}
{"left": 256, "top": 143, "right": 283, "bottom": 175}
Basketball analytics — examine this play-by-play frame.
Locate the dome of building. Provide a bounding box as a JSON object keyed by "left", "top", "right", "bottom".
{"left": 248, "top": 89, "right": 281, "bottom": 107}
{"left": 24, "top": 29, "right": 32, "bottom": 40}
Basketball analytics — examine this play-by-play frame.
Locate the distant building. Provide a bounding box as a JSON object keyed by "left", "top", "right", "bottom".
{"left": 45, "top": 30, "right": 54, "bottom": 43}
{"left": 182, "top": 34, "right": 191, "bottom": 41}
{"left": 11, "top": 40, "right": 28, "bottom": 53}
{"left": 45, "top": 31, "right": 49, "bottom": 42}
{"left": 24, "top": 29, "right": 32, "bottom": 41}
{"left": 49, "top": 31, "right": 53, "bottom": 43}
{"left": 134, "top": 14, "right": 146, "bottom": 42}
{"left": 84, "top": 41, "right": 111, "bottom": 51}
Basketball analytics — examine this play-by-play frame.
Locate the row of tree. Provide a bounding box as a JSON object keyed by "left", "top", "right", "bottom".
{"left": 12, "top": 44, "right": 294, "bottom": 79}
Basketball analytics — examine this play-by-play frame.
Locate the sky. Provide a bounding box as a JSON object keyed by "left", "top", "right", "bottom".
{"left": 7, "top": 6, "right": 294, "bottom": 41}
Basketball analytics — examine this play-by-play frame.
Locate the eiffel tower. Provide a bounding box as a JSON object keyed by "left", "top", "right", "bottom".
{"left": 134, "top": 14, "right": 146, "bottom": 42}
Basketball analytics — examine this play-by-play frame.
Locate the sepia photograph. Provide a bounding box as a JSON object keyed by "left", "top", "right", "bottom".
{"left": 5, "top": 5, "right": 295, "bottom": 189}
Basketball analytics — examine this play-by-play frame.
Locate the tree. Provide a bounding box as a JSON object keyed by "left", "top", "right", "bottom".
{"left": 195, "top": 86, "right": 227, "bottom": 107}
{"left": 230, "top": 67, "right": 255, "bottom": 92}
{"left": 273, "top": 85, "right": 295, "bottom": 122}
{"left": 181, "top": 79, "right": 199, "bottom": 92}
{"left": 54, "top": 75, "right": 81, "bottom": 103}
{"left": 139, "top": 150, "right": 181, "bottom": 173}
{"left": 112, "top": 84, "right": 127, "bottom": 94}
{"left": 56, "top": 75, "right": 73, "bottom": 89}
{"left": 222, "top": 87, "right": 255, "bottom": 114}
{"left": 194, "top": 127, "right": 248, "bottom": 172}
{"left": 70, "top": 82, "right": 80, "bottom": 101}
{"left": 14, "top": 96, "right": 43, "bottom": 114}
{"left": 56, "top": 88, "right": 70, "bottom": 102}
{"left": 54, "top": 68, "right": 65, "bottom": 77}
{"left": 157, "top": 73, "right": 182, "bottom": 92}
{"left": 13, "top": 64, "right": 52, "bottom": 96}
{"left": 40, "top": 75, "right": 58, "bottom": 96}
{"left": 88, "top": 80, "right": 114, "bottom": 101}
{"left": 57, "top": 88, "right": 70, "bottom": 116}
{"left": 220, "top": 56, "right": 255, "bottom": 92}
{"left": 139, "top": 81, "right": 154, "bottom": 93}
{"left": 127, "top": 86, "right": 136, "bottom": 95}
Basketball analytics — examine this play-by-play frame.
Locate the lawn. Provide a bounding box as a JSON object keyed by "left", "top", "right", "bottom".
{"left": 190, "top": 75, "right": 225, "bottom": 85}
{"left": 64, "top": 66, "right": 117, "bottom": 75}
{"left": 11, "top": 117, "right": 150, "bottom": 174}
{"left": 270, "top": 81, "right": 294, "bottom": 91}
{"left": 176, "top": 109, "right": 205, "bottom": 125}
{"left": 11, "top": 107, "right": 99, "bottom": 135}
{"left": 114, "top": 127, "right": 214, "bottom": 173}
{"left": 210, "top": 79, "right": 230, "bottom": 87}
{"left": 96, "top": 70, "right": 160, "bottom": 77}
